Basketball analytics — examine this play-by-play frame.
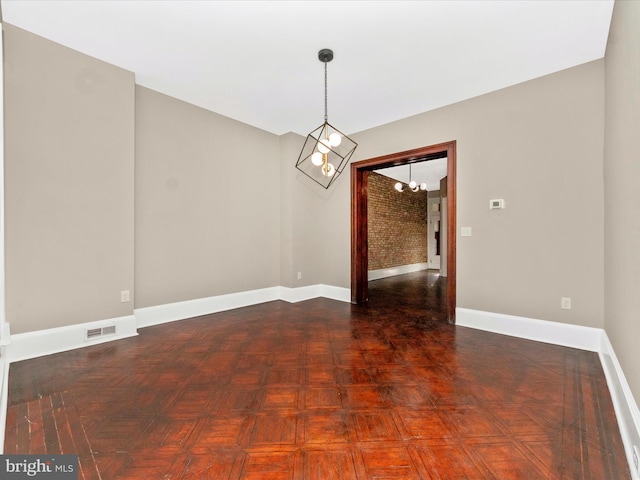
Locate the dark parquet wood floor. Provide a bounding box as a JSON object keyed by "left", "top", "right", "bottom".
{"left": 4, "top": 271, "right": 630, "bottom": 479}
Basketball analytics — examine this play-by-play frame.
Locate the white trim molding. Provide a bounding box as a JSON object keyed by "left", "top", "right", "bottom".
{"left": 136, "top": 284, "right": 352, "bottom": 329}
{"left": 7, "top": 315, "right": 138, "bottom": 363}
{"left": 0, "top": 21, "right": 6, "bottom": 352}
{"left": 316, "top": 284, "right": 351, "bottom": 303}
{"left": 368, "top": 262, "right": 429, "bottom": 281}
{"left": 600, "top": 333, "right": 640, "bottom": 480}
{"left": 279, "top": 285, "right": 322, "bottom": 303}
{"left": 457, "top": 307, "right": 640, "bottom": 480}
{"left": 0, "top": 21, "right": 9, "bottom": 454}
{"left": 135, "top": 287, "right": 281, "bottom": 328}
{"left": 456, "top": 307, "right": 602, "bottom": 352}
{"left": 0, "top": 348, "right": 8, "bottom": 454}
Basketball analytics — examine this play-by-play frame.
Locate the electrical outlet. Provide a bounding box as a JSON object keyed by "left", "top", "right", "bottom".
{"left": 561, "top": 297, "right": 572, "bottom": 310}
{"left": 121, "top": 290, "right": 130, "bottom": 303}
{"left": 461, "top": 227, "right": 472, "bottom": 237}
{"left": 633, "top": 445, "right": 639, "bottom": 477}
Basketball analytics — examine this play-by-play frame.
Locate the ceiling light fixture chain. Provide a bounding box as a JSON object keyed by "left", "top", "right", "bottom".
{"left": 295, "top": 48, "right": 358, "bottom": 189}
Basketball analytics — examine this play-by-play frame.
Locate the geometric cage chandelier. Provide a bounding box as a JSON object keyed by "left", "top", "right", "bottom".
{"left": 295, "top": 49, "right": 358, "bottom": 189}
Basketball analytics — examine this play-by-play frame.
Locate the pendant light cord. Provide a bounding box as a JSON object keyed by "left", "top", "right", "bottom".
{"left": 324, "top": 61, "right": 328, "bottom": 123}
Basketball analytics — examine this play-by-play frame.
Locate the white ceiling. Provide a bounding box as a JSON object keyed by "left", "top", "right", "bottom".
{"left": 1, "top": 1, "right": 613, "bottom": 136}
{"left": 374, "top": 158, "right": 448, "bottom": 192}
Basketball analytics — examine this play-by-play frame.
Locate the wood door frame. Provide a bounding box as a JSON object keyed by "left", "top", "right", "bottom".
{"left": 350, "top": 141, "right": 457, "bottom": 322}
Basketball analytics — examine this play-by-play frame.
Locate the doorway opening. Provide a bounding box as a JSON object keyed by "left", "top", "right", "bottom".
{"left": 350, "top": 141, "right": 457, "bottom": 323}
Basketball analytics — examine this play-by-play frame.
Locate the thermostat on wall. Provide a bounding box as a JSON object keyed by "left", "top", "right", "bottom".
{"left": 489, "top": 199, "right": 505, "bottom": 209}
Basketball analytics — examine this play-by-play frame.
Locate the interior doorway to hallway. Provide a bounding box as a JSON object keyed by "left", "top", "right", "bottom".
{"left": 350, "top": 141, "right": 457, "bottom": 323}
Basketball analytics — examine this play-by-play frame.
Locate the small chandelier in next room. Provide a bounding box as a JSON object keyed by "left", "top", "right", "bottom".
{"left": 394, "top": 164, "right": 427, "bottom": 192}
{"left": 295, "top": 49, "right": 358, "bottom": 189}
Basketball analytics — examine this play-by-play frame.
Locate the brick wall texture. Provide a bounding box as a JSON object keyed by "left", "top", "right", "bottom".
{"left": 367, "top": 171, "right": 428, "bottom": 271}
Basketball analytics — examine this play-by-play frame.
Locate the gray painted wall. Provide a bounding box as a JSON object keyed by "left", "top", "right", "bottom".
{"left": 280, "top": 132, "right": 351, "bottom": 289}
{"left": 4, "top": 24, "right": 135, "bottom": 334}
{"left": 134, "top": 86, "right": 281, "bottom": 308}
{"left": 604, "top": 0, "right": 640, "bottom": 407}
{"left": 294, "top": 60, "right": 605, "bottom": 329}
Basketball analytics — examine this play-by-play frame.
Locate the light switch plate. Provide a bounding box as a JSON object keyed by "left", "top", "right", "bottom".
{"left": 461, "top": 227, "right": 472, "bottom": 237}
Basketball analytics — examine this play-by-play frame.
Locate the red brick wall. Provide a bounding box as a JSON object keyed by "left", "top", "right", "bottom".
{"left": 367, "top": 171, "right": 428, "bottom": 270}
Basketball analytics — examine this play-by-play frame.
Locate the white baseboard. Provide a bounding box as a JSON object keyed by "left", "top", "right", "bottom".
{"left": 136, "top": 284, "right": 352, "bottom": 328}
{"left": 7, "top": 315, "right": 138, "bottom": 363}
{"left": 456, "top": 307, "right": 640, "bottom": 479}
{"left": 0, "top": 348, "right": 8, "bottom": 454}
{"left": 135, "top": 286, "right": 282, "bottom": 328}
{"left": 368, "top": 263, "right": 429, "bottom": 281}
{"left": 279, "top": 285, "right": 322, "bottom": 303}
{"left": 600, "top": 333, "right": 640, "bottom": 480}
{"left": 314, "top": 284, "right": 351, "bottom": 303}
{"left": 455, "top": 307, "right": 603, "bottom": 352}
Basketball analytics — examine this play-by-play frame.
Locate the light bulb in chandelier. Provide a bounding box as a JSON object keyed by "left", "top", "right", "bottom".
{"left": 420, "top": 183, "right": 427, "bottom": 190}
{"left": 394, "top": 182, "right": 404, "bottom": 192}
{"left": 329, "top": 132, "right": 342, "bottom": 147}
{"left": 311, "top": 152, "right": 324, "bottom": 166}
{"left": 322, "top": 162, "right": 336, "bottom": 177}
{"left": 317, "top": 138, "right": 331, "bottom": 154}
{"left": 409, "top": 180, "right": 417, "bottom": 190}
